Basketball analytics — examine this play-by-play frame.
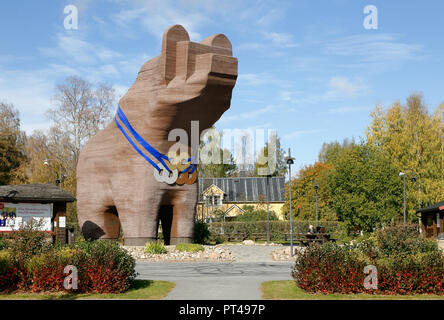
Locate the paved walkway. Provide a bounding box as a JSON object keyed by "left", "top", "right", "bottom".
{"left": 219, "top": 244, "right": 280, "bottom": 262}
{"left": 135, "top": 245, "right": 294, "bottom": 300}
{"left": 136, "top": 261, "right": 293, "bottom": 300}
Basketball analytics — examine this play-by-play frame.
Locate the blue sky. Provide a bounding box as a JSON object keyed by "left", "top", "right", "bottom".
{"left": 1, "top": 0, "right": 443, "bottom": 173}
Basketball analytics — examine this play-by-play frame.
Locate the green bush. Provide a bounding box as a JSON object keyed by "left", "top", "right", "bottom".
{"left": 0, "top": 250, "right": 17, "bottom": 292}
{"left": 74, "top": 240, "right": 136, "bottom": 279}
{"left": 144, "top": 241, "right": 168, "bottom": 254}
{"left": 376, "top": 223, "right": 436, "bottom": 258}
{"left": 0, "top": 250, "right": 12, "bottom": 271}
{"left": 0, "top": 233, "right": 10, "bottom": 251}
{"left": 232, "top": 206, "right": 279, "bottom": 222}
{"left": 8, "top": 220, "right": 52, "bottom": 268}
{"left": 175, "top": 243, "right": 204, "bottom": 252}
{"left": 25, "top": 247, "right": 85, "bottom": 274}
{"left": 208, "top": 221, "right": 345, "bottom": 242}
{"left": 193, "top": 221, "right": 211, "bottom": 244}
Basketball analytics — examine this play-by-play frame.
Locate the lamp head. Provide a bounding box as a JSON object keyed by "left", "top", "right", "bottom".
{"left": 399, "top": 172, "right": 405, "bottom": 176}
{"left": 285, "top": 155, "right": 295, "bottom": 165}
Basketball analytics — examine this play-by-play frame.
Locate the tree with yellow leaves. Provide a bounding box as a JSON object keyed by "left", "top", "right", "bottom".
{"left": 366, "top": 93, "right": 444, "bottom": 215}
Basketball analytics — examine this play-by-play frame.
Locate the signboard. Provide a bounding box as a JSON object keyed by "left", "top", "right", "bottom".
{"left": 59, "top": 216, "right": 66, "bottom": 228}
{"left": 0, "top": 202, "right": 52, "bottom": 232}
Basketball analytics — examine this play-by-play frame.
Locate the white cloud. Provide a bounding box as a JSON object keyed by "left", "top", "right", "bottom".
{"left": 324, "top": 34, "right": 423, "bottom": 66}
{"left": 257, "top": 8, "right": 286, "bottom": 27}
{"left": 328, "top": 77, "right": 367, "bottom": 97}
{"left": 219, "top": 105, "right": 275, "bottom": 122}
{"left": 283, "top": 129, "right": 322, "bottom": 140}
{"left": 0, "top": 68, "right": 54, "bottom": 116}
{"left": 263, "top": 32, "right": 300, "bottom": 48}
{"left": 279, "top": 76, "right": 368, "bottom": 107}
{"left": 327, "top": 106, "right": 371, "bottom": 114}
{"left": 0, "top": 68, "right": 56, "bottom": 134}
{"left": 39, "top": 33, "right": 122, "bottom": 65}
{"left": 111, "top": 1, "right": 213, "bottom": 40}
{"left": 239, "top": 73, "right": 271, "bottom": 86}
{"left": 237, "top": 32, "right": 299, "bottom": 54}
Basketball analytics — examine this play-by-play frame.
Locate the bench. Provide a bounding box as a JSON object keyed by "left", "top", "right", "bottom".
{"left": 226, "top": 233, "right": 247, "bottom": 242}
{"left": 251, "top": 233, "right": 269, "bottom": 242}
{"left": 285, "top": 233, "right": 335, "bottom": 246}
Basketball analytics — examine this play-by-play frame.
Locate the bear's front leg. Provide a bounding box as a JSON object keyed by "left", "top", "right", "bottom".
{"left": 169, "top": 184, "right": 198, "bottom": 244}
{"left": 112, "top": 179, "right": 163, "bottom": 246}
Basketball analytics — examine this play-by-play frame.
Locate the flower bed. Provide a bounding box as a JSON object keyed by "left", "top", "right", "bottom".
{"left": 0, "top": 223, "right": 137, "bottom": 294}
{"left": 292, "top": 224, "right": 444, "bottom": 295}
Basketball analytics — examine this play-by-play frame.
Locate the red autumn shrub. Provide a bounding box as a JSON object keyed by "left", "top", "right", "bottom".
{"left": 73, "top": 240, "right": 137, "bottom": 293}
{"left": 293, "top": 224, "right": 444, "bottom": 295}
{"left": 293, "top": 242, "right": 370, "bottom": 294}
{"left": 82, "top": 262, "right": 132, "bottom": 293}
{"left": 17, "top": 241, "right": 136, "bottom": 294}
{"left": 376, "top": 251, "right": 444, "bottom": 295}
{"left": 24, "top": 247, "right": 90, "bottom": 292}
{"left": 3, "top": 221, "right": 137, "bottom": 294}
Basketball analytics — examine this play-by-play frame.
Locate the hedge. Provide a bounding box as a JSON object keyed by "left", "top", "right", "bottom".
{"left": 207, "top": 221, "right": 346, "bottom": 242}
{"left": 292, "top": 224, "right": 444, "bottom": 295}
{"left": 0, "top": 222, "right": 137, "bottom": 294}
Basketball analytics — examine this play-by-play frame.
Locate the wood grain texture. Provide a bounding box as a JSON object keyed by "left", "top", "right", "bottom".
{"left": 76, "top": 25, "right": 237, "bottom": 245}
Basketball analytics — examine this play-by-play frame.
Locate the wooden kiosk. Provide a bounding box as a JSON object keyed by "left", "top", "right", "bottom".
{"left": 0, "top": 184, "right": 76, "bottom": 244}
{"left": 417, "top": 200, "right": 444, "bottom": 239}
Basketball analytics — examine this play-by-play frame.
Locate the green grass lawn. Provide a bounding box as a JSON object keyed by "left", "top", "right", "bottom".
{"left": 261, "top": 281, "right": 444, "bottom": 300}
{"left": 0, "top": 280, "right": 175, "bottom": 300}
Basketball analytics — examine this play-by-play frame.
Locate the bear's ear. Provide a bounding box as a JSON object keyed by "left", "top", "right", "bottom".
{"left": 200, "top": 34, "right": 232, "bottom": 55}
{"left": 161, "top": 25, "right": 190, "bottom": 84}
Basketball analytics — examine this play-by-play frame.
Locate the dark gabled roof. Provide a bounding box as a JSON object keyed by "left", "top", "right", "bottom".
{"left": 198, "top": 177, "right": 285, "bottom": 203}
{"left": 416, "top": 200, "right": 444, "bottom": 214}
{"left": 0, "top": 184, "right": 76, "bottom": 203}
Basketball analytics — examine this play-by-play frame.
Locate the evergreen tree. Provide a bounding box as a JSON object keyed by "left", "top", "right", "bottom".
{"left": 0, "top": 102, "right": 26, "bottom": 185}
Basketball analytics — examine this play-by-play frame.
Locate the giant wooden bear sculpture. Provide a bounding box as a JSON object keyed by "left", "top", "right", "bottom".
{"left": 77, "top": 25, "right": 237, "bottom": 245}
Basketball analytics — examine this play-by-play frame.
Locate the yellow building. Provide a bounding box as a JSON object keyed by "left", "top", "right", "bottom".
{"left": 196, "top": 177, "right": 286, "bottom": 221}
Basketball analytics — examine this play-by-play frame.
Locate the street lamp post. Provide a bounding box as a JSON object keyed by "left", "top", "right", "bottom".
{"left": 314, "top": 182, "right": 319, "bottom": 228}
{"left": 399, "top": 169, "right": 417, "bottom": 225}
{"left": 400, "top": 172, "right": 406, "bottom": 224}
{"left": 266, "top": 172, "right": 270, "bottom": 244}
{"left": 285, "top": 148, "right": 295, "bottom": 257}
{"left": 43, "top": 159, "right": 62, "bottom": 186}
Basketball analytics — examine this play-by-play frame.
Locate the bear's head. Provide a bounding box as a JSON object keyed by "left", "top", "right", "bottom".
{"left": 119, "top": 24, "right": 238, "bottom": 136}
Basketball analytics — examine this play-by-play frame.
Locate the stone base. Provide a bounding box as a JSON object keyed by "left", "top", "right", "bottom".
{"left": 124, "top": 237, "right": 157, "bottom": 246}
{"left": 170, "top": 237, "right": 193, "bottom": 245}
